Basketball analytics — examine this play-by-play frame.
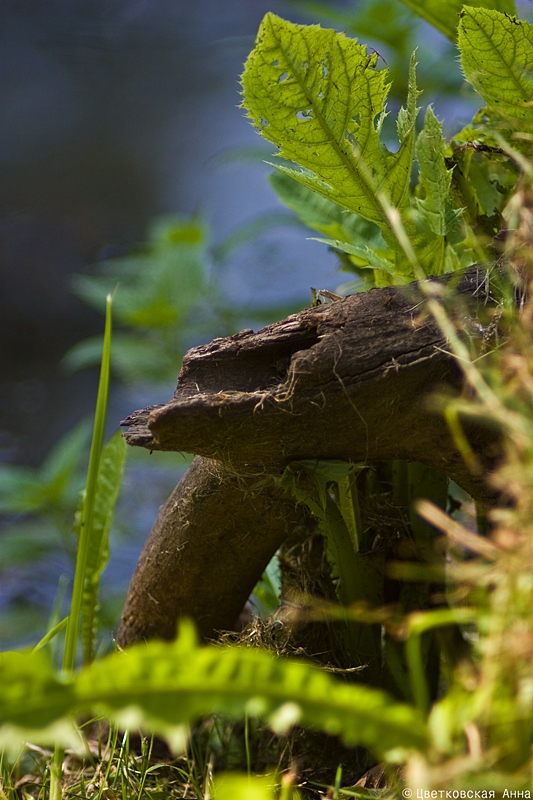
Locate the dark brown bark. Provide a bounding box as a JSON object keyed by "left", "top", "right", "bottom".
{"left": 118, "top": 265, "right": 501, "bottom": 646}
{"left": 117, "top": 456, "right": 307, "bottom": 646}
{"left": 123, "top": 265, "right": 499, "bottom": 501}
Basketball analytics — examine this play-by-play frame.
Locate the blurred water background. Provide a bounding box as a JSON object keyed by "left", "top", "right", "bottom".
{"left": 1, "top": 0, "right": 530, "bottom": 650}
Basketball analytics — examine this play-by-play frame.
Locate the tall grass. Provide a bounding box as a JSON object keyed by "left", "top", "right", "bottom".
{"left": 48, "top": 294, "right": 127, "bottom": 799}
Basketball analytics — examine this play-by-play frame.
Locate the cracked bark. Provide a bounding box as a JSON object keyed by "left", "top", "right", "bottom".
{"left": 117, "top": 265, "right": 501, "bottom": 647}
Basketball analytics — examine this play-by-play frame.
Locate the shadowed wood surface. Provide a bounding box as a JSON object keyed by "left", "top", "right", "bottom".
{"left": 117, "top": 456, "right": 307, "bottom": 646}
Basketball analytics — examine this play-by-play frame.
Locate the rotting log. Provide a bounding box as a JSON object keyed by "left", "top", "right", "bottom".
{"left": 118, "top": 265, "right": 502, "bottom": 647}
{"left": 117, "top": 456, "right": 307, "bottom": 645}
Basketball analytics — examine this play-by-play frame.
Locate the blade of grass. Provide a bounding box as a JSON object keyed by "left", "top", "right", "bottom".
{"left": 51, "top": 293, "right": 113, "bottom": 800}
{"left": 32, "top": 618, "right": 68, "bottom": 653}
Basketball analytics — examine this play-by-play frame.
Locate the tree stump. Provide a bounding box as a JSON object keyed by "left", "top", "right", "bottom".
{"left": 118, "top": 265, "right": 501, "bottom": 647}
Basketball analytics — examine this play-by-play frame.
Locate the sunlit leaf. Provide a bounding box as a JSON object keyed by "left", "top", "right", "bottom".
{"left": 0, "top": 622, "right": 428, "bottom": 756}
{"left": 459, "top": 8, "right": 533, "bottom": 130}
{"left": 416, "top": 107, "right": 463, "bottom": 237}
{"left": 241, "top": 14, "right": 419, "bottom": 229}
{"left": 213, "top": 772, "right": 277, "bottom": 800}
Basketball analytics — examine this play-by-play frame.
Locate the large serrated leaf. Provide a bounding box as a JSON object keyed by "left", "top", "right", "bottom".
{"left": 241, "top": 14, "right": 419, "bottom": 228}
{"left": 80, "top": 629, "right": 428, "bottom": 754}
{"left": 398, "top": 0, "right": 515, "bottom": 42}
{"left": 0, "top": 623, "right": 428, "bottom": 756}
{"left": 459, "top": 8, "right": 533, "bottom": 130}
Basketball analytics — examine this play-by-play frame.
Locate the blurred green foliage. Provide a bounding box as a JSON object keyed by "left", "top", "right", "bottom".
{"left": 67, "top": 215, "right": 212, "bottom": 384}
{"left": 67, "top": 213, "right": 305, "bottom": 384}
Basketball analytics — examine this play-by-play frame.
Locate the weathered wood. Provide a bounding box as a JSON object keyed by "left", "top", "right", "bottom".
{"left": 117, "top": 456, "right": 308, "bottom": 646}
{"left": 123, "top": 266, "right": 499, "bottom": 502}
{"left": 118, "top": 266, "right": 501, "bottom": 646}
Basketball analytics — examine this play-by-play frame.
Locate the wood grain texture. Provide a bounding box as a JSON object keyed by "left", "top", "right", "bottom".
{"left": 123, "top": 266, "right": 500, "bottom": 502}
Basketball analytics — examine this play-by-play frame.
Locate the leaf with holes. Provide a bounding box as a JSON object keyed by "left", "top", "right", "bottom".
{"left": 241, "top": 14, "right": 419, "bottom": 230}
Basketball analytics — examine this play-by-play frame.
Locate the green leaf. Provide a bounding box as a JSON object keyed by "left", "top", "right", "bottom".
{"left": 311, "top": 237, "right": 397, "bottom": 275}
{"left": 398, "top": 209, "right": 448, "bottom": 277}
{"left": 279, "top": 460, "right": 384, "bottom": 672}
{"left": 241, "top": 14, "right": 419, "bottom": 229}
{"left": 398, "top": 0, "right": 515, "bottom": 42}
{"left": 80, "top": 430, "right": 127, "bottom": 665}
{"left": 213, "top": 773, "right": 277, "bottom": 800}
{"left": 416, "top": 107, "right": 462, "bottom": 236}
{"left": 79, "top": 628, "right": 430, "bottom": 755}
{"left": 268, "top": 171, "right": 365, "bottom": 242}
{"left": 0, "top": 623, "right": 428, "bottom": 756}
{"left": 0, "top": 720, "right": 83, "bottom": 761}
{"left": 0, "top": 650, "right": 75, "bottom": 728}
{"left": 64, "top": 295, "right": 113, "bottom": 673}
{"left": 279, "top": 461, "right": 370, "bottom": 606}
{"left": 458, "top": 8, "right": 533, "bottom": 130}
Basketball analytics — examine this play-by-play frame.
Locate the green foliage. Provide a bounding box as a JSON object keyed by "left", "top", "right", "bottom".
{"left": 77, "top": 429, "right": 127, "bottom": 666}
{"left": 0, "top": 621, "right": 428, "bottom": 758}
{"left": 213, "top": 773, "right": 288, "bottom": 800}
{"left": 242, "top": 8, "right": 529, "bottom": 286}
{"left": 279, "top": 462, "right": 366, "bottom": 609}
{"left": 280, "top": 460, "right": 382, "bottom": 673}
{"left": 63, "top": 294, "right": 116, "bottom": 674}
{"left": 285, "top": 0, "right": 459, "bottom": 116}
{"left": 399, "top": 0, "right": 515, "bottom": 41}
{"left": 241, "top": 15, "right": 419, "bottom": 247}
{"left": 459, "top": 8, "right": 533, "bottom": 131}
{"left": 0, "top": 650, "right": 76, "bottom": 730}
{"left": 68, "top": 216, "right": 210, "bottom": 383}
{"left": 416, "top": 107, "right": 461, "bottom": 237}
{"left": 241, "top": 14, "right": 448, "bottom": 282}
{"left": 0, "top": 421, "right": 90, "bottom": 515}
